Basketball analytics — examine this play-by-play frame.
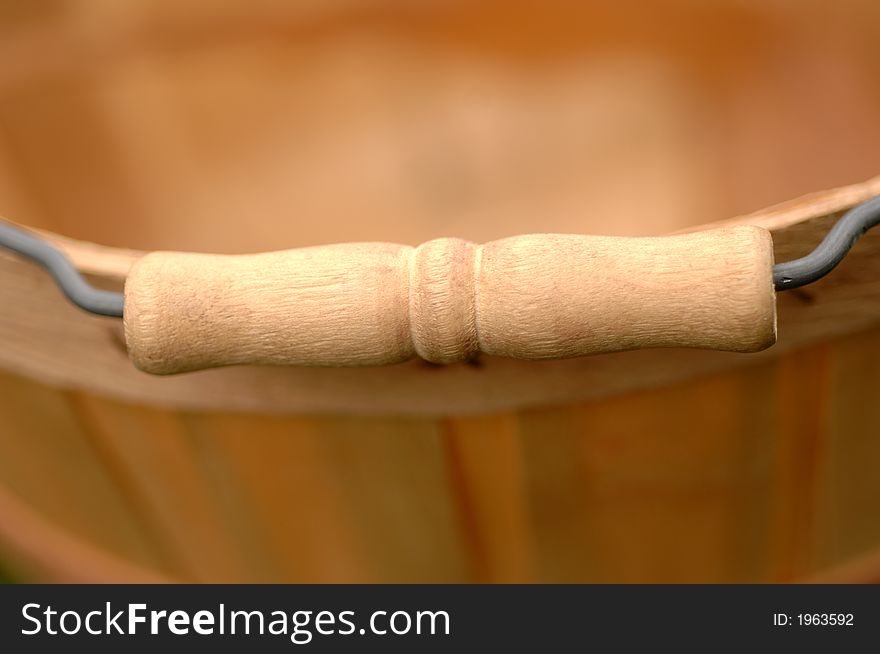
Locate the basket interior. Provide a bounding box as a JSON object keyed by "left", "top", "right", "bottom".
{"left": 1, "top": 0, "right": 879, "bottom": 254}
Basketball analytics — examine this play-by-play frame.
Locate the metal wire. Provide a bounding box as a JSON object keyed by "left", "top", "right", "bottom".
{"left": 0, "top": 220, "right": 124, "bottom": 317}
{"left": 773, "top": 195, "right": 880, "bottom": 291}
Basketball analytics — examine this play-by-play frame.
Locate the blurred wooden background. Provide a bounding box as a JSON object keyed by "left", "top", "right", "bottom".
{"left": 2, "top": 0, "right": 880, "bottom": 251}
{"left": 1, "top": 0, "right": 880, "bottom": 582}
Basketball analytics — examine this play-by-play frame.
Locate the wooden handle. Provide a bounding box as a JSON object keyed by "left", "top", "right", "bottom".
{"left": 123, "top": 226, "right": 776, "bottom": 374}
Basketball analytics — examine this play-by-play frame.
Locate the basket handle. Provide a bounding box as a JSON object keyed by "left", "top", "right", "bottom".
{"left": 123, "top": 226, "right": 776, "bottom": 375}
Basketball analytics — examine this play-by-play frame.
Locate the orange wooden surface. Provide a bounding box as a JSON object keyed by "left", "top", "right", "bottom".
{"left": 1, "top": 325, "right": 879, "bottom": 583}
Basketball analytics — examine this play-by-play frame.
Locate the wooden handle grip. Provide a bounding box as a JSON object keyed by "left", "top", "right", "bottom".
{"left": 123, "top": 226, "right": 776, "bottom": 374}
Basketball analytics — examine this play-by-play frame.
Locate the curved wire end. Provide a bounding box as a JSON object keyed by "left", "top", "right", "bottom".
{"left": 773, "top": 195, "right": 880, "bottom": 291}
{"left": 0, "top": 220, "right": 124, "bottom": 318}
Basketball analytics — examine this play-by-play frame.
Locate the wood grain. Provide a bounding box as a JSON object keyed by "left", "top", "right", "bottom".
{"left": 0, "top": 481, "right": 169, "bottom": 584}
{"left": 123, "top": 227, "right": 775, "bottom": 374}
{"left": 1, "top": 325, "right": 876, "bottom": 583}
{"left": 0, "top": 370, "right": 171, "bottom": 576}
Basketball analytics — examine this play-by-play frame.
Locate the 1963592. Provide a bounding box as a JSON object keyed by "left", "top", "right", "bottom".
{"left": 773, "top": 613, "right": 854, "bottom": 626}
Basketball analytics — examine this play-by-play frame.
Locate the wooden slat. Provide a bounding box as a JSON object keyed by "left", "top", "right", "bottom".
{"left": 314, "top": 416, "right": 473, "bottom": 582}
{"left": 442, "top": 414, "right": 533, "bottom": 582}
{"left": 764, "top": 344, "right": 832, "bottom": 581}
{"left": 812, "top": 328, "right": 880, "bottom": 570}
{"left": 515, "top": 347, "right": 840, "bottom": 583}
{"left": 803, "top": 545, "right": 880, "bottom": 584}
{"left": 183, "top": 413, "right": 472, "bottom": 582}
{"left": 518, "top": 367, "right": 763, "bottom": 582}
{"left": 68, "top": 393, "right": 272, "bottom": 582}
{"left": 1, "top": 327, "right": 878, "bottom": 582}
{"left": 0, "top": 370, "right": 170, "bottom": 575}
{"left": 0, "top": 481, "right": 168, "bottom": 583}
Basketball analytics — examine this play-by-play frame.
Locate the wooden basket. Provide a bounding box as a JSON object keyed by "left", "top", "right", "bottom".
{"left": 1, "top": 0, "right": 880, "bottom": 583}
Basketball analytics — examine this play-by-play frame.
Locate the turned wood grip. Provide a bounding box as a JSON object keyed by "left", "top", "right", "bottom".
{"left": 123, "top": 226, "right": 776, "bottom": 374}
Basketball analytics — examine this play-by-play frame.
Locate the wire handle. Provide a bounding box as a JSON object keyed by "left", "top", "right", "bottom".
{"left": 772, "top": 195, "right": 880, "bottom": 290}
{"left": 0, "top": 221, "right": 123, "bottom": 317}
{"left": 1, "top": 193, "right": 878, "bottom": 374}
